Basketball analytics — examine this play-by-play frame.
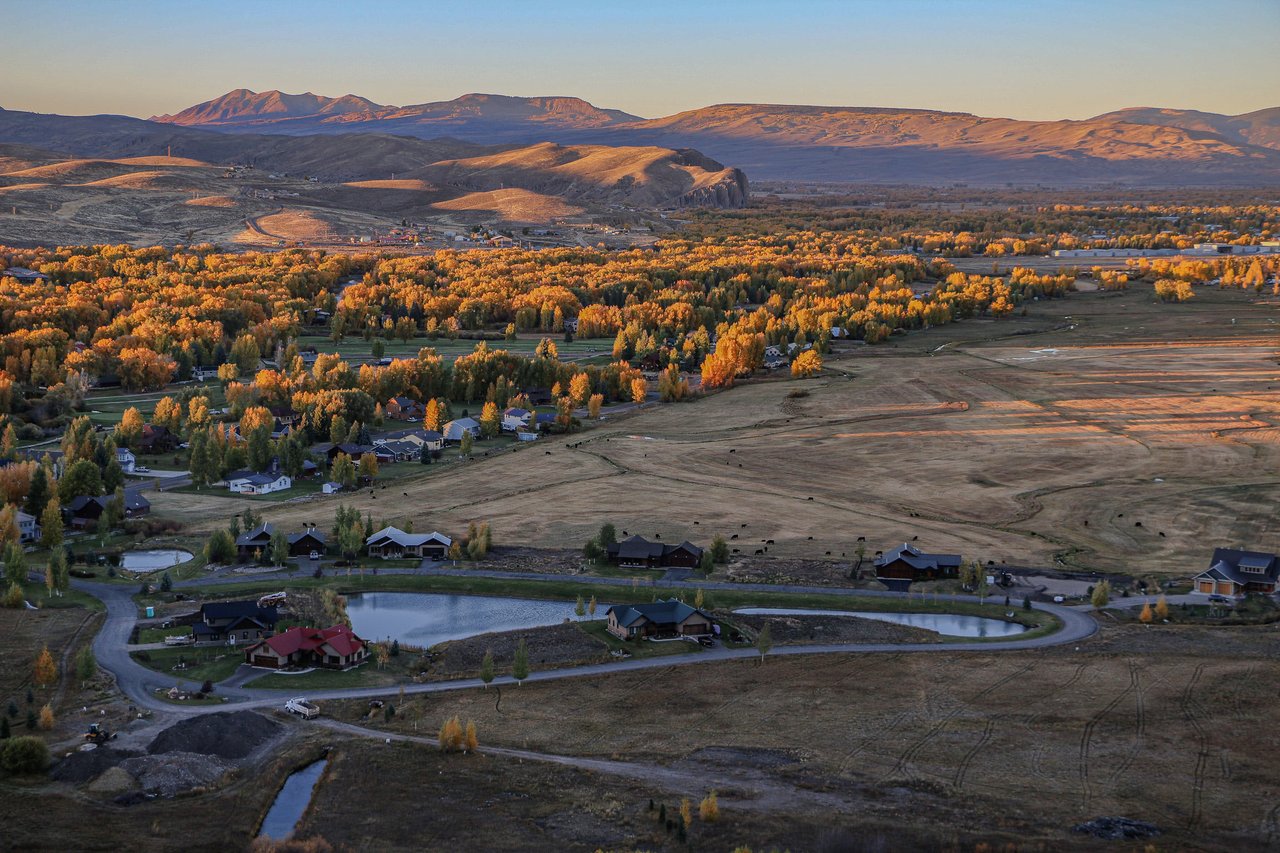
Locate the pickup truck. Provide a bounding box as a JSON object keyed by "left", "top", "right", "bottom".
{"left": 285, "top": 697, "right": 320, "bottom": 719}
{"left": 163, "top": 635, "right": 195, "bottom": 646}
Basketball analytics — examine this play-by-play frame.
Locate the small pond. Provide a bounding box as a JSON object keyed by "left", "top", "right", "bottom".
{"left": 733, "top": 607, "right": 1028, "bottom": 638}
{"left": 346, "top": 592, "right": 611, "bottom": 648}
{"left": 258, "top": 759, "right": 327, "bottom": 840}
{"left": 120, "top": 550, "right": 193, "bottom": 573}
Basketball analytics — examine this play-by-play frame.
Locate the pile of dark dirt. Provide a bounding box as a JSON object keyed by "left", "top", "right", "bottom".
{"left": 146, "top": 711, "right": 281, "bottom": 760}
{"left": 1073, "top": 817, "right": 1160, "bottom": 840}
{"left": 51, "top": 747, "right": 141, "bottom": 784}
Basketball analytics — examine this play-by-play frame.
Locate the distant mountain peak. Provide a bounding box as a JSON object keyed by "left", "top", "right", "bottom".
{"left": 151, "top": 89, "right": 388, "bottom": 125}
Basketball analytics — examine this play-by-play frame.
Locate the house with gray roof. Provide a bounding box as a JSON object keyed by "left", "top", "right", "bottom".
{"left": 442, "top": 418, "right": 481, "bottom": 442}
{"left": 606, "top": 535, "right": 703, "bottom": 569}
{"left": 365, "top": 526, "right": 452, "bottom": 560}
{"left": 606, "top": 599, "right": 714, "bottom": 640}
{"left": 873, "top": 543, "right": 962, "bottom": 587}
{"left": 1192, "top": 548, "right": 1279, "bottom": 598}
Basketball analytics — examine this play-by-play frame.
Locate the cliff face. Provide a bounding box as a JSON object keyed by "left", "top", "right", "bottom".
{"left": 676, "top": 166, "right": 749, "bottom": 209}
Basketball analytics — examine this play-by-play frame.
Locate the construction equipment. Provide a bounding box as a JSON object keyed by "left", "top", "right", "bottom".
{"left": 285, "top": 697, "right": 319, "bottom": 719}
{"left": 84, "top": 723, "right": 117, "bottom": 744}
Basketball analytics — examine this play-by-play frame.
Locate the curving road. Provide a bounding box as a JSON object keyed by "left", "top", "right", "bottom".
{"left": 72, "top": 572, "right": 1100, "bottom": 718}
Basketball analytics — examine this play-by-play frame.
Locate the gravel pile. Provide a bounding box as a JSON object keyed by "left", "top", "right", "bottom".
{"left": 146, "top": 711, "right": 281, "bottom": 760}
{"left": 51, "top": 747, "right": 141, "bottom": 784}
{"left": 87, "top": 766, "right": 136, "bottom": 795}
{"left": 121, "top": 751, "right": 235, "bottom": 797}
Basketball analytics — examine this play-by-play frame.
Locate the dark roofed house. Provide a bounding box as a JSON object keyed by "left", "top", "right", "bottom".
{"left": 606, "top": 535, "right": 703, "bottom": 569}
{"left": 64, "top": 492, "right": 150, "bottom": 528}
{"left": 192, "top": 600, "right": 279, "bottom": 645}
{"left": 386, "top": 396, "right": 425, "bottom": 421}
{"left": 288, "top": 528, "right": 327, "bottom": 557}
{"left": 606, "top": 599, "right": 714, "bottom": 640}
{"left": 873, "top": 543, "right": 962, "bottom": 589}
{"left": 1192, "top": 548, "right": 1279, "bottom": 598}
{"left": 235, "top": 523, "right": 275, "bottom": 560}
{"left": 138, "top": 423, "right": 176, "bottom": 453}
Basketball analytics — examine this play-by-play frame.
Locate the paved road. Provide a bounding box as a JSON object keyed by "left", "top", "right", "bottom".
{"left": 73, "top": 571, "right": 1100, "bottom": 718}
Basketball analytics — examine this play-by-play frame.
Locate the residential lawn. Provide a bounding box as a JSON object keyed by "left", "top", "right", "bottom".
{"left": 242, "top": 663, "right": 401, "bottom": 690}
{"left": 136, "top": 626, "right": 191, "bottom": 644}
{"left": 578, "top": 620, "right": 703, "bottom": 659}
{"left": 18, "top": 582, "right": 104, "bottom": 611}
{"left": 167, "top": 478, "right": 324, "bottom": 501}
{"left": 130, "top": 646, "right": 245, "bottom": 683}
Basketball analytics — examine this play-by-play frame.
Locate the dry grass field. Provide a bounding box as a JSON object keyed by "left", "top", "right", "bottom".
{"left": 154, "top": 284, "right": 1280, "bottom": 579}
{"left": 332, "top": 623, "right": 1280, "bottom": 850}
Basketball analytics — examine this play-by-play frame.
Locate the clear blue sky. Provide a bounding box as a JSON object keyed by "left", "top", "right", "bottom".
{"left": 2, "top": 0, "right": 1276, "bottom": 120}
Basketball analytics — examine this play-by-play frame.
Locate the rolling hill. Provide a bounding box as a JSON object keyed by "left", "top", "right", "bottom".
{"left": 149, "top": 89, "right": 1280, "bottom": 186}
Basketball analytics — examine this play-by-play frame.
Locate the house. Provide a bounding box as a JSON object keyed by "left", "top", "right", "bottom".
{"left": 64, "top": 492, "right": 151, "bottom": 527}
{"left": 523, "top": 387, "right": 553, "bottom": 406}
{"left": 385, "top": 396, "right": 426, "bottom": 421}
{"left": 365, "top": 526, "right": 452, "bottom": 560}
{"left": 226, "top": 471, "right": 292, "bottom": 495}
{"left": 288, "top": 528, "right": 327, "bottom": 557}
{"left": 116, "top": 447, "right": 136, "bottom": 474}
{"left": 563, "top": 317, "right": 579, "bottom": 334}
{"left": 373, "top": 438, "right": 419, "bottom": 462}
{"left": 244, "top": 624, "right": 369, "bottom": 669}
{"left": 874, "top": 543, "right": 962, "bottom": 587}
{"left": 138, "top": 424, "right": 176, "bottom": 453}
{"left": 235, "top": 523, "right": 275, "bottom": 560}
{"left": 516, "top": 428, "right": 540, "bottom": 442}
{"left": 606, "top": 535, "right": 703, "bottom": 569}
{"left": 2, "top": 267, "right": 48, "bottom": 284}
{"left": 1192, "top": 549, "right": 1280, "bottom": 598}
{"left": 379, "top": 427, "right": 444, "bottom": 452}
{"left": 15, "top": 510, "right": 40, "bottom": 543}
{"left": 606, "top": 599, "right": 714, "bottom": 640}
{"left": 192, "top": 600, "right": 279, "bottom": 645}
{"left": 322, "top": 481, "right": 344, "bottom": 495}
{"left": 299, "top": 459, "right": 320, "bottom": 479}
{"left": 442, "top": 418, "right": 481, "bottom": 443}
{"left": 314, "top": 442, "right": 375, "bottom": 463}
{"left": 533, "top": 412, "right": 558, "bottom": 431}
{"left": 502, "top": 407, "right": 532, "bottom": 432}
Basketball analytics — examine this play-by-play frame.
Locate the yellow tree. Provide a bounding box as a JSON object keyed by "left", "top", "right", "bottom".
{"left": 1154, "top": 594, "right": 1169, "bottom": 620}
{"left": 358, "top": 452, "right": 379, "bottom": 483}
{"left": 38, "top": 703, "right": 54, "bottom": 730}
{"left": 424, "top": 399, "right": 443, "bottom": 433}
{"left": 464, "top": 720, "right": 478, "bottom": 752}
{"left": 478, "top": 401, "right": 501, "bottom": 438}
{"left": 568, "top": 373, "right": 591, "bottom": 407}
{"left": 630, "top": 377, "right": 648, "bottom": 404}
{"left": 790, "top": 350, "right": 822, "bottom": 378}
{"left": 34, "top": 645, "right": 57, "bottom": 686}
{"left": 116, "top": 406, "right": 145, "bottom": 448}
{"left": 1139, "top": 602, "right": 1153, "bottom": 623}
{"left": 587, "top": 393, "right": 603, "bottom": 419}
{"left": 699, "top": 791, "right": 720, "bottom": 822}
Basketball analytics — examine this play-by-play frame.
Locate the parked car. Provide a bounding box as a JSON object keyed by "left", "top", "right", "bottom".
{"left": 309, "top": 550, "right": 321, "bottom": 561}
{"left": 134, "top": 465, "right": 151, "bottom": 473}
{"left": 1207, "top": 594, "right": 1231, "bottom": 604}
{"left": 285, "top": 697, "right": 319, "bottom": 719}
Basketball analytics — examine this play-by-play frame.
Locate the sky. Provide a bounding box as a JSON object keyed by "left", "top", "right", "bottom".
{"left": 2, "top": 0, "right": 1277, "bottom": 121}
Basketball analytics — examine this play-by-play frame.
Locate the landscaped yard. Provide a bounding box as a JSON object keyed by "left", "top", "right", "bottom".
{"left": 130, "top": 645, "right": 244, "bottom": 684}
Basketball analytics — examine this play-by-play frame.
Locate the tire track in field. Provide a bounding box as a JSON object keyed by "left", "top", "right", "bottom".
{"left": 1179, "top": 663, "right": 1210, "bottom": 831}
{"left": 1103, "top": 660, "right": 1147, "bottom": 789}
{"left": 952, "top": 716, "right": 996, "bottom": 790}
{"left": 1026, "top": 661, "right": 1090, "bottom": 781}
{"left": 1077, "top": 665, "right": 1140, "bottom": 812}
{"left": 884, "top": 662, "right": 1034, "bottom": 782}
{"left": 1266, "top": 803, "right": 1280, "bottom": 847}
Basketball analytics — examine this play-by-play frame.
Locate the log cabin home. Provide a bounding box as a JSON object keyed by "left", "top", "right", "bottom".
{"left": 606, "top": 535, "right": 703, "bottom": 569}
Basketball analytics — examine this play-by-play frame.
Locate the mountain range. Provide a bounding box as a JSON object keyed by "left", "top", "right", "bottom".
{"left": 138, "top": 89, "right": 1280, "bottom": 186}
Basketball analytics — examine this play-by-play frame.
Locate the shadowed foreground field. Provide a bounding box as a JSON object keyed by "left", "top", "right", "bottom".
{"left": 155, "top": 285, "right": 1280, "bottom": 577}
{"left": 326, "top": 622, "right": 1280, "bottom": 851}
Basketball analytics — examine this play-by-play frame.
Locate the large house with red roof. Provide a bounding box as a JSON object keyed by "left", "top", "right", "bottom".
{"left": 243, "top": 625, "right": 370, "bottom": 670}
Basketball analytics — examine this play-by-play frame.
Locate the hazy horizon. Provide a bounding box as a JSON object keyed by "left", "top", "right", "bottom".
{"left": 1, "top": 0, "right": 1276, "bottom": 123}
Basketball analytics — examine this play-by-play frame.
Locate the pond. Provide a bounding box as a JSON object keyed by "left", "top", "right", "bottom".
{"left": 258, "top": 759, "right": 327, "bottom": 840}
{"left": 733, "top": 608, "right": 1028, "bottom": 638}
{"left": 120, "top": 550, "right": 193, "bottom": 573}
{"left": 346, "top": 592, "right": 610, "bottom": 648}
